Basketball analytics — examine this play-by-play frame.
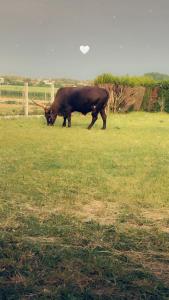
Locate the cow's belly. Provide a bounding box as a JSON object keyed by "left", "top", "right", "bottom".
{"left": 75, "top": 108, "right": 91, "bottom": 115}
{"left": 73, "top": 104, "right": 93, "bottom": 115}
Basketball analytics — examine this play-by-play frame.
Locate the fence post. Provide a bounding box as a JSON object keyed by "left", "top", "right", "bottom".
{"left": 24, "top": 82, "right": 29, "bottom": 116}
{"left": 51, "top": 83, "right": 55, "bottom": 104}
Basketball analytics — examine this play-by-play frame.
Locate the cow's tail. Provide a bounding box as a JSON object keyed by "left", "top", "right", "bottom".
{"left": 95, "top": 89, "right": 109, "bottom": 113}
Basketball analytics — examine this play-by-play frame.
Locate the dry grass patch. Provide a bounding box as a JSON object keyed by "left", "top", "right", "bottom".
{"left": 126, "top": 250, "right": 169, "bottom": 286}
{"left": 72, "top": 200, "right": 120, "bottom": 225}
{"left": 142, "top": 209, "right": 169, "bottom": 222}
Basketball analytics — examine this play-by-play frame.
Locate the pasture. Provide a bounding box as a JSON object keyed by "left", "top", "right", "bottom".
{"left": 0, "top": 85, "right": 51, "bottom": 93}
{"left": 0, "top": 112, "right": 169, "bottom": 299}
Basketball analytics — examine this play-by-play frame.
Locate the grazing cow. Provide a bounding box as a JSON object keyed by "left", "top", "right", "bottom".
{"left": 33, "top": 86, "right": 109, "bottom": 129}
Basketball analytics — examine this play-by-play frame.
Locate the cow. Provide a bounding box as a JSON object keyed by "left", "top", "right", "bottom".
{"left": 33, "top": 86, "right": 109, "bottom": 129}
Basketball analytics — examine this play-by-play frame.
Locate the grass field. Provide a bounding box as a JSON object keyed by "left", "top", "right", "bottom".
{"left": 0, "top": 112, "right": 169, "bottom": 299}
{"left": 0, "top": 85, "right": 51, "bottom": 93}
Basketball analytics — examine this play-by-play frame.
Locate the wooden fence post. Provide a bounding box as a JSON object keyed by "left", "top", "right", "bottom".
{"left": 24, "top": 82, "right": 29, "bottom": 116}
{"left": 51, "top": 83, "right": 55, "bottom": 104}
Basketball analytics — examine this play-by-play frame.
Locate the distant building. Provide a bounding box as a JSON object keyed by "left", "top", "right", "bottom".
{"left": 43, "top": 80, "right": 53, "bottom": 85}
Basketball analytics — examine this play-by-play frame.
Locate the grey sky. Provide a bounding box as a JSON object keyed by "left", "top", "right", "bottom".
{"left": 0, "top": 0, "right": 169, "bottom": 79}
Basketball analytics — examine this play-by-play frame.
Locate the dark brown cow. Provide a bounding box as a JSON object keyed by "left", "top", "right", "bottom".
{"left": 34, "top": 86, "right": 109, "bottom": 129}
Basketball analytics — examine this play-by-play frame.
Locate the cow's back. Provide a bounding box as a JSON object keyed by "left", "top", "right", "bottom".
{"left": 69, "top": 86, "right": 109, "bottom": 114}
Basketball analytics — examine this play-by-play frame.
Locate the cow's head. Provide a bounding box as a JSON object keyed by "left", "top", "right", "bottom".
{"left": 32, "top": 100, "right": 57, "bottom": 126}
{"left": 44, "top": 107, "right": 57, "bottom": 126}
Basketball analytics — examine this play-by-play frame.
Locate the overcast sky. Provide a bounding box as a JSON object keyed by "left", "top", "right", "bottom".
{"left": 0, "top": 0, "right": 169, "bottom": 79}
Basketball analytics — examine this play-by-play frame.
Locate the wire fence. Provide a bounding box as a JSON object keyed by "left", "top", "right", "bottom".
{"left": 0, "top": 83, "right": 57, "bottom": 116}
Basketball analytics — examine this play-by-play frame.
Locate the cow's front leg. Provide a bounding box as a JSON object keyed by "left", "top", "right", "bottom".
{"left": 68, "top": 114, "right": 71, "bottom": 127}
{"left": 62, "top": 117, "right": 67, "bottom": 127}
{"left": 88, "top": 111, "right": 98, "bottom": 129}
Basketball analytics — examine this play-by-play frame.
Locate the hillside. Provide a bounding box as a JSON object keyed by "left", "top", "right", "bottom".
{"left": 0, "top": 75, "right": 91, "bottom": 87}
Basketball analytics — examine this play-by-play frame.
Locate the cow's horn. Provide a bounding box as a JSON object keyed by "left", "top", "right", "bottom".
{"left": 31, "top": 99, "right": 47, "bottom": 109}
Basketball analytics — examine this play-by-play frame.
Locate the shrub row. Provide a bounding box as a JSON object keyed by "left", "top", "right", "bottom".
{"left": 94, "top": 73, "right": 169, "bottom": 88}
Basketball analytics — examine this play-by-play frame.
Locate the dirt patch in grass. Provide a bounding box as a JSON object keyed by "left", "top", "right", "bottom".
{"left": 72, "top": 200, "right": 120, "bottom": 225}
{"left": 142, "top": 209, "right": 169, "bottom": 222}
{"left": 24, "top": 236, "right": 63, "bottom": 244}
{"left": 126, "top": 250, "right": 169, "bottom": 286}
{"left": 142, "top": 208, "right": 169, "bottom": 233}
{"left": 121, "top": 222, "right": 169, "bottom": 234}
{"left": 19, "top": 203, "right": 65, "bottom": 221}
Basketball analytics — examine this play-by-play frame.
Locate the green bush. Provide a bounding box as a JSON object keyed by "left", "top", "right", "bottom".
{"left": 158, "top": 88, "right": 169, "bottom": 113}
{"left": 94, "top": 73, "right": 155, "bottom": 87}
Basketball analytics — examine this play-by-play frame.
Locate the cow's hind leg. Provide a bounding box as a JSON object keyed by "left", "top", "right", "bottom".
{"left": 68, "top": 113, "right": 71, "bottom": 127}
{"left": 62, "top": 117, "right": 67, "bottom": 127}
{"left": 100, "top": 108, "right": 107, "bottom": 129}
{"left": 88, "top": 111, "right": 98, "bottom": 130}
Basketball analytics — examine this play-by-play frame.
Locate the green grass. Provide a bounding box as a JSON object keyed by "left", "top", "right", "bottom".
{"left": 0, "top": 85, "right": 51, "bottom": 93}
{"left": 0, "top": 112, "right": 169, "bottom": 299}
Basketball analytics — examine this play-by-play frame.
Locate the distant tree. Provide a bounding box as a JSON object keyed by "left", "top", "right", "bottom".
{"left": 144, "top": 72, "right": 169, "bottom": 81}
